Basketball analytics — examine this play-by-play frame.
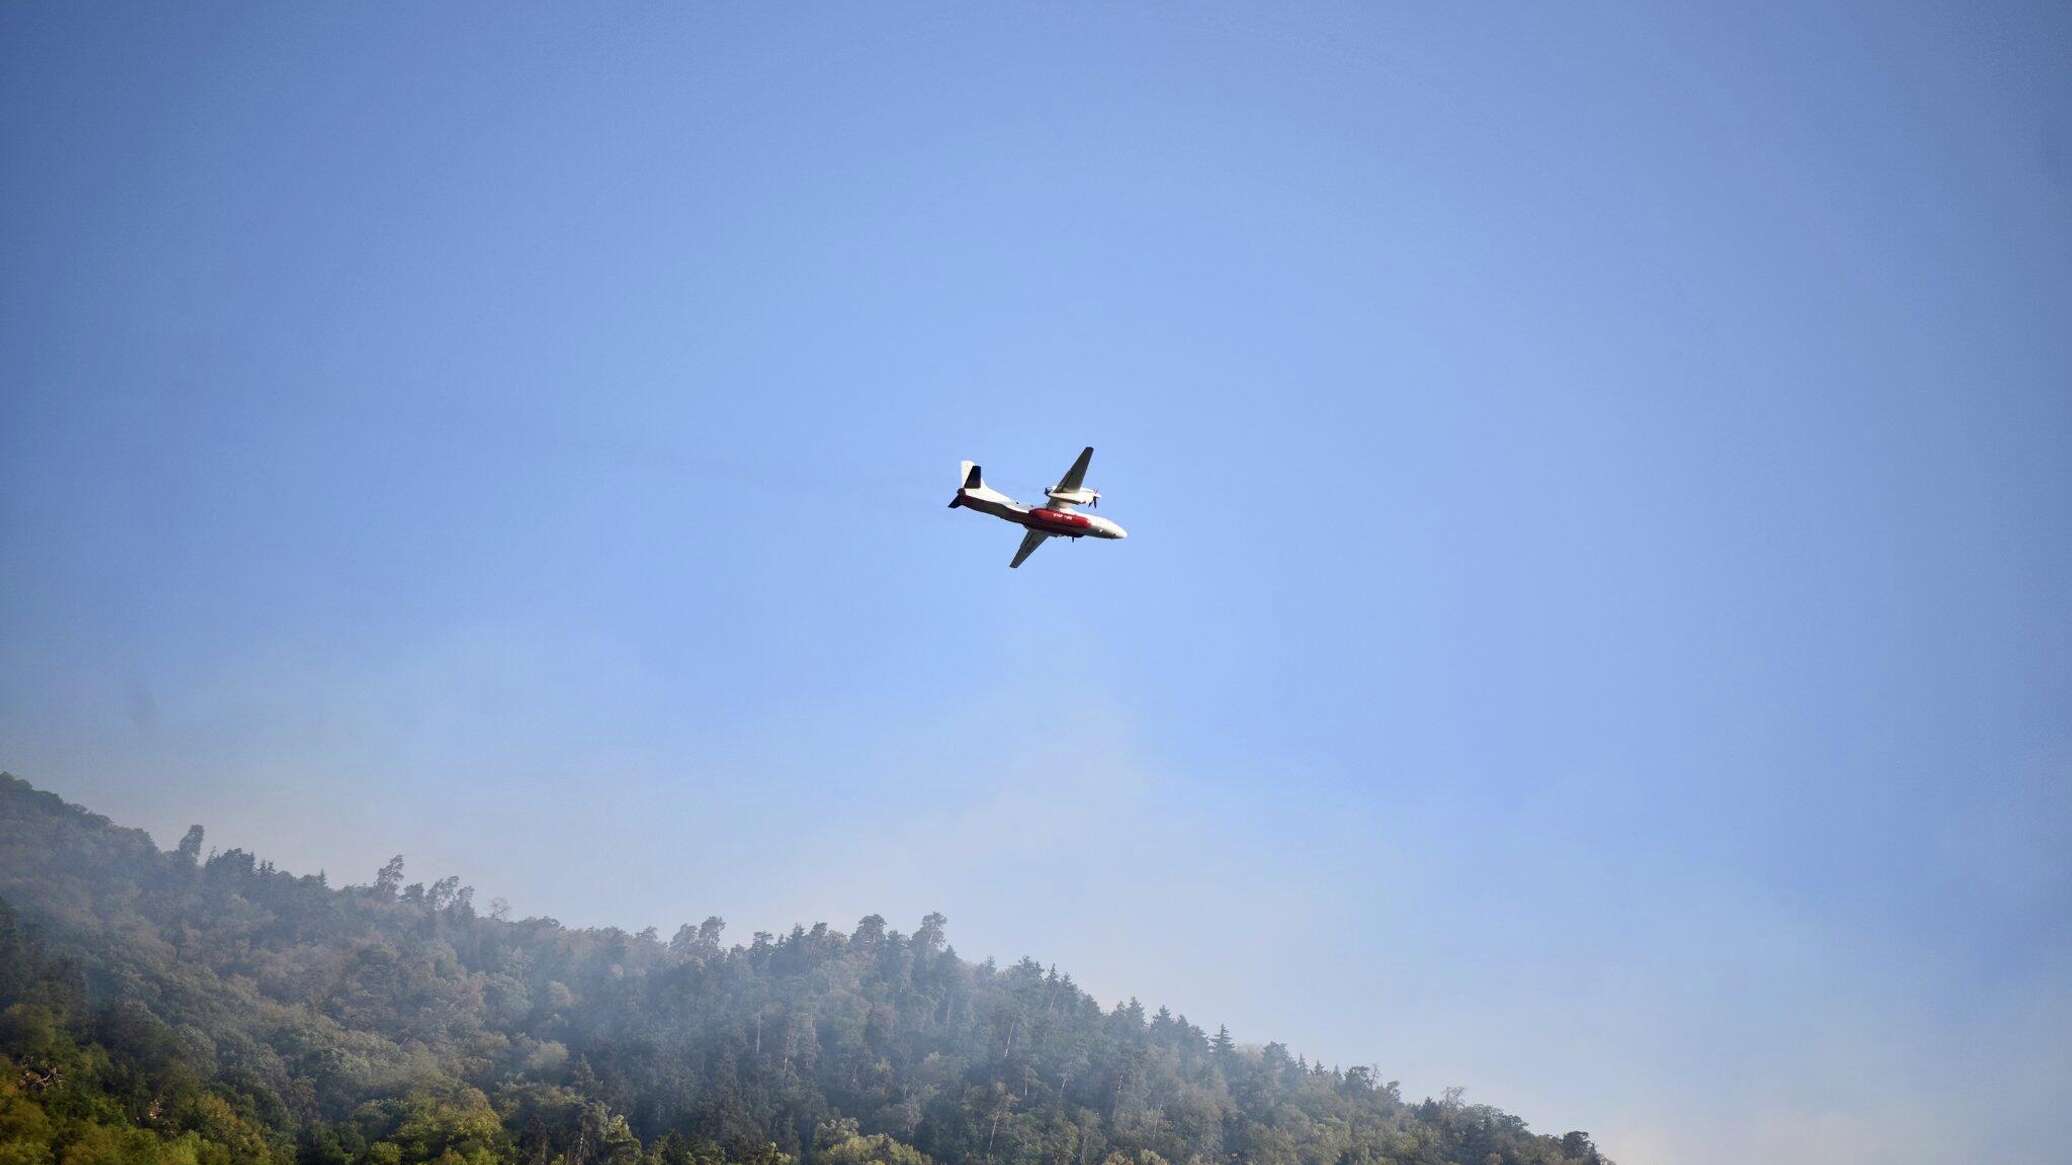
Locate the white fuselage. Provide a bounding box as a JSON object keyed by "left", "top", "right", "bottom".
{"left": 953, "top": 484, "right": 1128, "bottom": 540}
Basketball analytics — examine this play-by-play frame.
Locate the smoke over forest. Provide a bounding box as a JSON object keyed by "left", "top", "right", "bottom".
{"left": 0, "top": 773, "right": 1608, "bottom": 1165}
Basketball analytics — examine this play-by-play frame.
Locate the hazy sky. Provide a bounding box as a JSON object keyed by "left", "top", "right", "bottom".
{"left": 4, "top": 4, "right": 2068, "bottom": 1162}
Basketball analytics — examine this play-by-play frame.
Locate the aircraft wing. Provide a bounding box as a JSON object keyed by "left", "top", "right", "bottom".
{"left": 1009, "top": 528, "right": 1049, "bottom": 569}
{"left": 1055, "top": 446, "right": 1094, "bottom": 494}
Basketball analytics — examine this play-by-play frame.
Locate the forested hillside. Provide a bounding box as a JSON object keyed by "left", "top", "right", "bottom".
{"left": 0, "top": 774, "right": 1609, "bottom": 1165}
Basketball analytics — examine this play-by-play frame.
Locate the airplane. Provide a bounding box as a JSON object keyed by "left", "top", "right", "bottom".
{"left": 947, "top": 446, "right": 1128, "bottom": 568}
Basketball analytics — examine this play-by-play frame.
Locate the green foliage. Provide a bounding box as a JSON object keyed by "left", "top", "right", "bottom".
{"left": 813, "top": 1121, "right": 925, "bottom": 1165}
{"left": 0, "top": 774, "right": 1608, "bottom": 1165}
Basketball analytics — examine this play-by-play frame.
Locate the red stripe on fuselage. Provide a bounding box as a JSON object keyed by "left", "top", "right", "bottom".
{"left": 1022, "top": 507, "right": 1093, "bottom": 533}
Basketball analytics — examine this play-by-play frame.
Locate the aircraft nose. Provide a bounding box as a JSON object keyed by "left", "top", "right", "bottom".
{"left": 1113, "top": 524, "right": 1128, "bottom": 540}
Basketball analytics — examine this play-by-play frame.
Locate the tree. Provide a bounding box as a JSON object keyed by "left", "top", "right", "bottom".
{"left": 428, "top": 877, "right": 461, "bottom": 911}
{"left": 375, "top": 855, "right": 406, "bottom": 899}
{"left": 816, "top": 1119, "right": 930, "bottom": 1165}
{"left": 915, "top": 913, "right": 947, "bottom": 954}
{"left": 175, "top": 825, "right": 205, "bottom": 866}
{"left": 850, "top": 915, "right": 886, "bottom": 950}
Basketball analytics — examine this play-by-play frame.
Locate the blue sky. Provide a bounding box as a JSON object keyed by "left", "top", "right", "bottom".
{"left": 4, "top": 4, "right": 2068, "bottom": 1162}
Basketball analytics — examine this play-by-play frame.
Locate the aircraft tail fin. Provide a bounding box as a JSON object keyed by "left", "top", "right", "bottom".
{"left": 948, "top": 460, "right": 982, "bottom": 508}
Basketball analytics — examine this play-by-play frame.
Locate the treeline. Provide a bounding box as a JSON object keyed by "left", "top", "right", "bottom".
{"left": 0, "top": 774, "right": 1608, "bottom": 1165}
